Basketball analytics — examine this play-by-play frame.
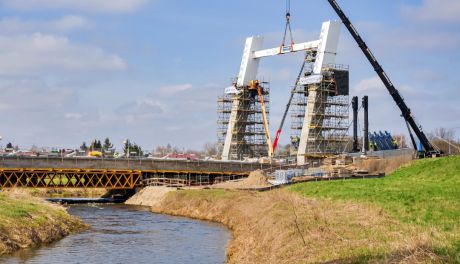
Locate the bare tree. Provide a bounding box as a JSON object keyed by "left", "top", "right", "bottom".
{"left": 429, "top": 127, "right": 455, "bottom": 141}
{"left": 203, "top": 142, "right": 219, "bottom": 157}
{"left": 429, "top": 127, "right": 458, "bottom": 155}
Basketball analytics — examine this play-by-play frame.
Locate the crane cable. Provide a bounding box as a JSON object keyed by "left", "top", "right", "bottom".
{"left": 272, "top": 52, "right": 308, "bottom": 152}
{"left": 280, "top": 0, "right": 295, "bottom": 53}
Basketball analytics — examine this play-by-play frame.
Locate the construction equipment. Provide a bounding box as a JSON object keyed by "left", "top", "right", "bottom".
{"left": 272, "top": 54, "right": 309, "bottom": 153}
{"left": 279, "top": 0, "right": 295, "bottom": 53}
{"left": 250, "top": 80, "right": 274, "bottom": 157}
{"left": 220, "top": 20, "right": 341, "bottom": 161}
{"left": 326, "top": 0, "right": 439, "bottom": 157}
{"left": 272, "top": 0, "right": 301, "bottom": 154}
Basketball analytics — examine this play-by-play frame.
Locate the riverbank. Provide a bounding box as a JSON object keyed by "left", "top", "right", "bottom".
{"left": 152, "top": 188, "right": 444, "bottom": 263}
{"left": 0, "top": 190, "right": 87, "bottom": 255}
{"left": 25, "top": 188, "right": 107, "bottom": 198}
{"left": 131, "top": 157, "right": 460, "bottom": 263}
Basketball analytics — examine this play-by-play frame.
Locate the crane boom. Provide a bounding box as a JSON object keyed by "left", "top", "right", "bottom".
{"left": 326, "top": 0, "right": 436, "bottom": 154}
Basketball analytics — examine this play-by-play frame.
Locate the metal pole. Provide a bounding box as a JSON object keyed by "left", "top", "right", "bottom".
{"left": 449, "top": 140, "right": 451, "bottom": 156}
{"left": 453, "top": 127, "right": 460, "bottom": 155}
{"left": 352, "top": 96, "right": 359, "bottom": 152}
{"left": 362, "top": 96, "right": 369, "bottom": 153}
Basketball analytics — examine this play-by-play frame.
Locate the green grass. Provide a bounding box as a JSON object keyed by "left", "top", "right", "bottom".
{"left": 0, "top": 193, "right": 41, "bottom": 219}
{"left": 289, "top": 156, "right": 460, "bottom": 260}
{"left": 0, "top": 191, "right": 70, "bottom": 230}
{"left": 0, "top": 191, "right": 87, "bottom": 255}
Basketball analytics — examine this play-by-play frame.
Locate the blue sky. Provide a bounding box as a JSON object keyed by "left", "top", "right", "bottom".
{"left": 0, "top": 0, "right": 459, "bottom": 151}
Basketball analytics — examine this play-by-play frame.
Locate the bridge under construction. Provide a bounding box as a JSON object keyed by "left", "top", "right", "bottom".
{"left": 0, "top": 157, "right": 266, "bottom": 189}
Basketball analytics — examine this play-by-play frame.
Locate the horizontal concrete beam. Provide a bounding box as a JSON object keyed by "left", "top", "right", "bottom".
{"left": 0, "top": 157, "right": 268, "bottom": 174}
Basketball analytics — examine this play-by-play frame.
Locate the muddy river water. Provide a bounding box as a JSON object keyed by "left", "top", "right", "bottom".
{"left": 1, "top": 204, "right": 230, "bottom": 264}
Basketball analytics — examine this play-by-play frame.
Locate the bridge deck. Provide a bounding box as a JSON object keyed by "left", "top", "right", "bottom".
{"left": 0, "top": 168, "right": 142, "bottom": 189}
{"left": 0, "top": 157, "right": 267, "bottom": 189}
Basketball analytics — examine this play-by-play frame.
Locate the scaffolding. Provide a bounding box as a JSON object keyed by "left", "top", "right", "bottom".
{"left": 218, "top": 82, "right": 270, "bottom": 160}
{"left": 292, "top": 64, "right": 350, "bottom": 156}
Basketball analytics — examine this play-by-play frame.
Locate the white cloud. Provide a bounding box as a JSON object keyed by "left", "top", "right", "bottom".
{"left": 0, "top": 78, "right": 76, "bottom": 112}
{"left": 116, "top": 99, "right": 164, "bottom": 124}
{"left": 3, "top": 0, "right": 149, "bottom": 13}
{"left": 109, "top": 83, "right": 220, "bottom": 148}
{"left": 402, "top": 0, "right": 460, "bottom": 22}
{"left": 338, "top": 21, "right": 460, "bottom": 57}
{"left": 0, "top": 33, "right": 126, "bottom": 75}
{"left": 352, "top": 76, "right": 385, "bottom": 97}
{"left": 65, "top": 112, "right": 85, "bottom": 120}
{"left": 159, "top": 83, "right": 193, "bottom": 96}
{"left": 0, "top": 15, "right": 89, "bottom": 33}
{"left": 353, "top": 76, "right": 417, "bottom": 98}
{"left": 396, "top": 30, "right": 460, "bottom": 50}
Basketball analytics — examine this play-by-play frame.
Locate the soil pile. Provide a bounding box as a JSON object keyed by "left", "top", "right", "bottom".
{"left": 125, "top": 186, "right": 174, "bottom": 207}
{"left": 242, "top": 170, "right": 269, "bottom": 186}
{"left": 212, "top": 170, "right": 270, "bottom": 189}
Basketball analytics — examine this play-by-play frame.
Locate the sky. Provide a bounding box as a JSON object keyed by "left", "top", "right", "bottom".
{"left": 0, "top": 0, "right": 459, "bottom": 151}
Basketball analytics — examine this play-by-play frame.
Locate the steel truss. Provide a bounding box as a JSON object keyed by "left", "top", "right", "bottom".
{"left": 0, "top": 168, "right": 142, "bottom": 189}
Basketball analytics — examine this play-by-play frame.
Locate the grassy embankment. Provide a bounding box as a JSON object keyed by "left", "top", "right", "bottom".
{"left": 26, "top": 188, "right": 107, "bottom": 198}
{"left": 290, "top": 156, "right": 460, "bottom": 261}
{"left": 0, "top": 190, "right": 87, "bottom": 255}
{"left": 152, "top": 156, "right": 459, "bottom": 263}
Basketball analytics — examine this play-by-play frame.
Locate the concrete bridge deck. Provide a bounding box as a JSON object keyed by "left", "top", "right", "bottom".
{"left": 0, "top": 157, "right": 268, "bottom": 189}
{"left": 0, "top": 157, "right": 266, "bottom": 172}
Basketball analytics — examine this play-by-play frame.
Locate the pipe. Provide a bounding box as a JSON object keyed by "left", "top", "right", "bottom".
{"left": 362, "top": 96, "right": 369, "bottom": 152}
{"left": 352, "top": 96, "right": 359, "bottom": 152}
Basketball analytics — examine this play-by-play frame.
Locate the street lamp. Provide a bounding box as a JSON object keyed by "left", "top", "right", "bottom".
{"left": 452, "top": 127, "right": 460, "bottom": 155}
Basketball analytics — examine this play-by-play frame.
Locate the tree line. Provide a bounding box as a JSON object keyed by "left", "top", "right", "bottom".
{"left": 3, "top": 127, "right": 459, "bottom": 157}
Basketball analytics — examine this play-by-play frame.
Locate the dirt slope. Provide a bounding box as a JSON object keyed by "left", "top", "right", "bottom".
{"left": 152, "top": 189, "right": 442, "bottom": 264}
{"left": 125, "top": 186, "right": 174, "bottom": 207}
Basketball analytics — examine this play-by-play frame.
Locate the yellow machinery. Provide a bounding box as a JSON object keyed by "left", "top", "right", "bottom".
{"left": 88, "top": 151, "right": 102, "bottom": 157}
{"left": 249, "top": 80, "right": 273, "bottom": 158}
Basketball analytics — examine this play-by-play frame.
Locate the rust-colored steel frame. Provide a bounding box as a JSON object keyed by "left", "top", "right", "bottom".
{"left": 0, "top": 168, "right": 142, "bottom": 189}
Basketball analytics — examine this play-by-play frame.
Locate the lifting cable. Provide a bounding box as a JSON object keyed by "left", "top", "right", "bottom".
{"left": 272, "top": 53, "right": 308, "bottom": 152}
{"left": 280, "top": 0, "right": 295, "bottom": 53}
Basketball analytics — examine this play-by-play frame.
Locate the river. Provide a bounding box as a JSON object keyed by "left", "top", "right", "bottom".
{"left": 1, "top": 204, "right": 230, "bottom": 264}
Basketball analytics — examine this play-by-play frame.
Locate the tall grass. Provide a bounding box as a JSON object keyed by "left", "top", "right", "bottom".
{"left": 289, "top": 156, "right": 460, "bottom": 261}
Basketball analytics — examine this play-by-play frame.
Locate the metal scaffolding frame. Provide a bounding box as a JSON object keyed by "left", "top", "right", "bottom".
{"left": 217, "top": 82, "right": 270, "bottom": 160}
{"left": 292, "top": 65, "right": 350, "bottom": 156}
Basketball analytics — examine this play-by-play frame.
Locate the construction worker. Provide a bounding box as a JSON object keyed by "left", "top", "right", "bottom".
{"left": 369, "top": 141, "right": 376, "bottom": 151}
{"left": 392, "top": 138, "right": 399, "bottom": 149}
